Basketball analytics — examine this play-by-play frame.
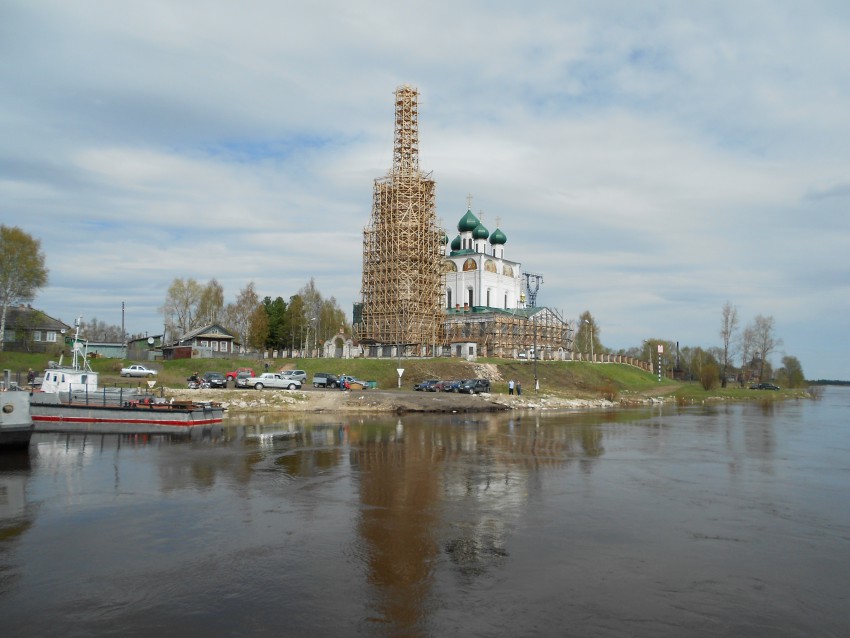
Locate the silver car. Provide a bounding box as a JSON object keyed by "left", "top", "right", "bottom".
{"left": 120, "top": 364, "right": 158, "bottom": 378}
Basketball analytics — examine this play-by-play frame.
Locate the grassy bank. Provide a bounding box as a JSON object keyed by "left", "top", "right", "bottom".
{"left": 1, "top": 351, "right": 808, "bottom": 402}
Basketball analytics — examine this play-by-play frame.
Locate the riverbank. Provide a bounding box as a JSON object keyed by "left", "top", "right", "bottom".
{"left": 163, "top": 386, "right": 670, "bottom": 414}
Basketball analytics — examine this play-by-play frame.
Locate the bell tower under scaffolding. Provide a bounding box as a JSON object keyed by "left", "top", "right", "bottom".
{"left": 357, "top": 85, "right": 443, "bottom": 354}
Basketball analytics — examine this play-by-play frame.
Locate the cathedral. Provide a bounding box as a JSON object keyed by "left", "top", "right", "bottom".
{"left": 353, "top": 85, "right": 571, "bottom": 360}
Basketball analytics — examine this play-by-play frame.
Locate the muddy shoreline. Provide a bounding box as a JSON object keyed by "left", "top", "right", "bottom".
{"left": 163, "top": 387, "right": 659, "bottom": 414}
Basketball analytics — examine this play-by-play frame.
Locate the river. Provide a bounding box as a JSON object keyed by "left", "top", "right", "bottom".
{"left": 1, "top": 387, "right": 848, "bottom": 637}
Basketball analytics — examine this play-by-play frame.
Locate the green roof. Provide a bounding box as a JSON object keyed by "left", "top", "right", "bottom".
{"left": 457, "top": 208, "right": 480, "bottom": 232}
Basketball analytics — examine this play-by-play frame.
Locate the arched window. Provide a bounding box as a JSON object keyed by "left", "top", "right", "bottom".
{"left": 447, "top": 288, "right": 453, "bottom": 309}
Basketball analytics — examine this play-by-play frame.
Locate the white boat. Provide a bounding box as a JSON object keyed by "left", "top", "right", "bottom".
{"left": 1, "top": 372, "right": 33, "bottom": 449}
{"left": 30, "top": 318, "right": 225, "bottom": 434}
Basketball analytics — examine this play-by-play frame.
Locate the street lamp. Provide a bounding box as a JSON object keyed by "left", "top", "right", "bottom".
{"left": 533, "top": 312, "right": 539, "bottom": 393}
{"left": 308, "top": 317, "right": 316, "bottom": 358}
{"left": 584, "top": 319, "right": 594, "bottom": 362}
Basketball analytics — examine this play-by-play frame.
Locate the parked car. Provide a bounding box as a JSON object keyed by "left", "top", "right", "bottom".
{"left": 244, "top": 373, "right": 302, "bottom": 390}
{"left": 312, "top": 372, "right": 340, "bottom": 388}
{"left": 203, "top": 372, "right": 227, "bottom": 388}
{"left": 752, "top": 382, "right": 780, "bottom": 391}
{"left": 414, "top": 379, "right": 440, "bottom": 391}
{"left": 440, "top": 379, "right": 464, "bottom": 392}
{"left": 281, "top": 369, "right": 307, "bottom": 383}
{"left": 120, "top": 364, "right": 158, "bottom": 378}
{"left": 226, "top": 367, "right": 255, "bottom": 382}
{"left": 458, "top": 379, "right": 491, "bottom": 394}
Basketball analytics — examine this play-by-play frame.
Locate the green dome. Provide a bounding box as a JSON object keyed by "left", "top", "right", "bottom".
{"left": 457, "top": 208, "right": 480, "bottom": 232}
{"left": 450, "top": 234, "right": 461, "bottom": 250}
{"left": 472, "top": 223, "right": 489, "bottom": 239}
{"left": 490, "top": 228, "right": 507, "bottom": 245}
{"left": 440, "top": 231, "right": 449, "bottom": 245}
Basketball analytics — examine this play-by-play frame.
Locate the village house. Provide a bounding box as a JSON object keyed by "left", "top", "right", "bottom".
{"left": 1, "top": 305, "right": 71, "bottom": 354}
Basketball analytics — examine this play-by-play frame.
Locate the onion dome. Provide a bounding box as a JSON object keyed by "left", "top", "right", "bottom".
{"left": 489, "top": 228, "right": 507, "bottom": 245}
{"left": 440, "top": 231, "right": 449, "bottom": 245}
{"left": 457, "top": 208, "right": 480, "bottom": 232}
{"left": 472, "top": 222, "right": 489, "bottom": 240}
{"left": 450, "top": 234, "right": 461, "bottom": 251}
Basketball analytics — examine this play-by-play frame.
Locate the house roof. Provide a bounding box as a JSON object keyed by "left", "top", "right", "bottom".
{"left": 5, "top": 306, "right": 71, "bottom": 332}
{"left": 175, "top": 323, "right": 235, "bottom": 343}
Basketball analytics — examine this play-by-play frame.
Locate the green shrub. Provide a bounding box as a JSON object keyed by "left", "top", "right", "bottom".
{"left": 700, "top": 363, "right": 719, "bottom": 390}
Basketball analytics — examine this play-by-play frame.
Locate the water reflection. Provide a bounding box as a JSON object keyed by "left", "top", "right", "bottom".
{"left": 1, "top": 391, "right": 849, "bottom": 637}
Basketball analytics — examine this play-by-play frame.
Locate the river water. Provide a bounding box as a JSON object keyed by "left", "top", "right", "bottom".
{"left": 1, "top": 387, "right": 848, "bottom": 637}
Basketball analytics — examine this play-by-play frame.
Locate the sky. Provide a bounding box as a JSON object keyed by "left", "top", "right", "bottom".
{"left": 2, "top": 0, "right": 849, "bottom": 380}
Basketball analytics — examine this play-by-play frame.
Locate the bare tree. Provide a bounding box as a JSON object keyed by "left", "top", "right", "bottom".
{"left": 750, "top": 314, "right": 782, "bottom": 381}
{"left": 0, "top": 226, "right": 49, "bottom": 351}
{"left": 740, "top": 324, "right": 755, "bottom": 383}
{"left": 161, "top": 278, "right": 202, "bottom": 341}
{"left": 223, "top": 282, "right": 259, "bottom": 348}
{"left": 719, "top": 301, "right": 739, "bottom": 388}
{"left": 197, "top": 279, "right": 224, "bottom": 326}
{"left": 79, "top": 317, "right": 123, "bottom": 342}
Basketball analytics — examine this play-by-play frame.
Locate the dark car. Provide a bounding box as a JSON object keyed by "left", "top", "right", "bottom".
{"left": 441, "top": 379, "right": 464, "bottom": 392}
{"left": 755, "top": 382, "right": 780, "bottom": 391}
{"left": 458, "top": 379, "right": 491, "bottom": 394}
{"left": 203, "top": 372, "right": 227, "bottom": 388}
{"left": 414, "top": 379, "right": 440, "bottom": 391}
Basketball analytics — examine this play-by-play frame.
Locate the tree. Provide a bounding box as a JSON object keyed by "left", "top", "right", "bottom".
{"left": 79, "top": 317, "right": 124, "bottom": 342}
{"left": 750, "top": 315, "right": 782, "bottom": 381}
{"left": 719, "top": 301, "right": 739, "bottom": 388}
{"left": 700, "top": 363, "right": 720, "bottom": 390}
{"left": 0, "top": 226, "right": 49, "bottom": 352}
{"left": 682, "top": 346, "right": 719, "bottom": 382}
{"left": 777, "top": 355, "right": 806, "bottom": 388}
{"left": 317, "top": 296, "right": 349, "bottom": 344}
{"left": 287, "top": 294, "right": 306, "bottom": 355}
{"left": 161, "top": 278, "right": 202, "bottom": 341}
{"left": 196, "top": 279, "right": 224, "bottom": 326}
{"left": 298, "top": 278, "right": 323, "bottom": 330}
{"left": 740, "top": 324, "right": 756, "bottom": 383}
{"left": 223, "top": 282, "right": 259, "bottom": 349}
{"left": 262, "top": 296, "right": 288, "bottom": 350}
{"left": 246, "top": 304, "right": 269, "bottom": 351}
{"left": 295, "top": 278, "right": 351, "bottom": 347}
{"left": 575, "top": 311, "right": 601, "bottom": 357}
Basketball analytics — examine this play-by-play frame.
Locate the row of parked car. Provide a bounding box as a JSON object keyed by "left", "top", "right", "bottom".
{"left": 413, "top": 378, "right": 491, "bottom": 394}
{"left": 188, "top": 368, "right": 308, "bottom": 390}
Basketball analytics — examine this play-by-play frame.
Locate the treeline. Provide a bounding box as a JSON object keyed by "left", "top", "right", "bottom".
{"left": 575, "top": 302, "right": 808, "bottom": 389}
{"left": 161, "top": 277, "right": 349, "bottom": 352}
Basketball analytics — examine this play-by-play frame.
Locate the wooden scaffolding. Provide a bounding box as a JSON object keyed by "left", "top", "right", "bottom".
{"left": 358, "top": 85, "right": 443, "bottom": 353}
{"left": 442, "top": 307, "right": 573, "bottom": 358}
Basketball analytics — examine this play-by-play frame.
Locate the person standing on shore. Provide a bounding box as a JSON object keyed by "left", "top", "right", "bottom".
{"left": 508, "top": 379, "right": 515, "bottom": 395}
{"left": 516, "top": 380, "right": 522, "bottom": 396}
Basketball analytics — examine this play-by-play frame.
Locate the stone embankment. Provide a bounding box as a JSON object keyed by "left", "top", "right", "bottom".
{"left": 164, "top": 387, "right": 670, "bottom": 414}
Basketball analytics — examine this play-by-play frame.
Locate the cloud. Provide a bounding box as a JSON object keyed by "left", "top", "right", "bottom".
{"left": 3, "top": 0, "right": 850, "bottom": 378}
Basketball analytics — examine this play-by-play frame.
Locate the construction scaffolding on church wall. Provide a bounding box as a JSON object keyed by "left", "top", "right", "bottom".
{"left": 441, "top": 307, "right": 573, "bottom": 359}
{"left": 357, "top": 85, "right": 444, "bottom": 353}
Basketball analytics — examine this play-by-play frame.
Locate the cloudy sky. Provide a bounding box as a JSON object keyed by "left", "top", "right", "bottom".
{"left": 3, "top": 1, "right": 849, "bottom": 379}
